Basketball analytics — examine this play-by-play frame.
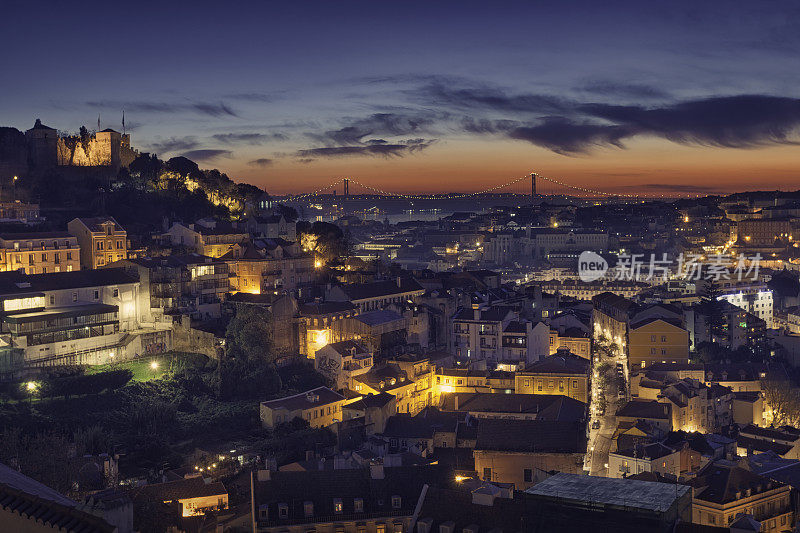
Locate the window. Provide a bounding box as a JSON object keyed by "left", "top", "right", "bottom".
{"left": 113, "top": 288, "right": 119, "bottom": 297}
{"left": 97, "top": 241, "right": 104, "bottom": 250}
{"left": 391, "top": 495, "right": 401, "bottom": 509}
{"left": 49, "top": 295, "right": 54, "bottom": 305}
{"left": 303, "top": 501, "right": 313, "bottom": 517}
{"left": 354, "top": 498, "right": 364, "bottom": 512}
{"left": 94, "top": 290, "right": 100, "bottom": 300}
{"left": 258, "top": 504, "right": 268, "bottom": 520}
{"left": 524, "top": 379, "right": 531, "bottom": 387}
{"left": 72, "top": 292, "right": 78, "bottom": 302}
{"left": 661, "top": 335, "right": 667, "bottom": 342}
{"left": 573, "top": 380, "right": 578, "bottom": 389}
{"left": 333, "top": 498, "right": 343, "bottom": 514}
{"left": 41, "top": 253, "right": 47, "bottom": 262}
{"left": 524, "top": 469, "right": 532, "bottom": 482}
{"left": 66, "top": 252, "right": 72, "bottom": 260}
{"left": 651, "top": 335, "right": 656, "bottom": 342}
{"left": 278, "top": 503, "right": 288, "bottom": 518}
{"left": 483, "top": 467, "right": 492, "bottom": 480}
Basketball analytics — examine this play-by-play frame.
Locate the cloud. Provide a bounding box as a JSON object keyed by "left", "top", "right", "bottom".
{"left": 180, "top": 149, "right": 233, "bottom": 161}
{"left": 438, "top": 84, "right": 800, "bottom": 153}
{"left": 212, "top": 132, "right": 286, "bottom": 145}
{"left": 87, "top": 100, "right": 238, "bottom": 117}
{"left": 579, "top": 95, "right": 800, "bottom": 148}
{"left": 248, "top": 158, "right": 274, "bottom": 167}
{"left": 507, "top": 118, "right": 632, "bottom": 155}
{"left": 297, "top": 138, "right": 433, "bottom": 158}
{"left": 578, "top": 80, "right": 670, "bottom": 100}
{"left": 310, "top": 112, "right": 437, "bottom": 146}
{"left": 414, "top": 82, "right": 571, "bottom": 115}
{"left": 147, "top": 136, "right": 199, "bottom": 154}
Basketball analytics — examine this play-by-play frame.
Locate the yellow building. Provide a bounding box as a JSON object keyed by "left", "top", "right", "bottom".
{"left": 131, "top": 476, "right": 228, "bottom": 518}
{"left": 260, "top": 387, "right": 347, "bottom": 428}
{"left": 68, "top": 217, "right": 128, "bottom": 269}
{"left": 628, "top": 317, "right": 689, "bottom": 370}
{"left": 354, "top": 361, "right": 433, "bottom": 415}
{"left": 515, "top": 352, "right": 591, "bottom": 404}
{"left": 0, "top": 232, "right": 80, "bottom": 273}
{"left": 688, "top": 462, "right": 792, "bottom": 530}
{"left": 435, "top": 367, "right": 516, "bottom": 395}
{"left": 549, "top": 329, "right": 591, "bottom": 359}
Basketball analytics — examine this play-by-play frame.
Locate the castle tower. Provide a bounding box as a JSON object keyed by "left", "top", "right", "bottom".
{"left": 25, "top": 119, "right": 58, "bottom": 169}
{"left": 95, "top": 129, "right": 122, "bottom": 169}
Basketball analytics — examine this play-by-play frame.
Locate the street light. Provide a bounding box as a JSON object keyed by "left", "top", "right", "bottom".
{"left": 150, "top": 361, "right": 159, "bottom": 370}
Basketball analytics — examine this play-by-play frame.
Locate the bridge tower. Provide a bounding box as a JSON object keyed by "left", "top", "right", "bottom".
{"left": 530, "top": 173, "right": 537, "bottom": 200}
{"left": 343, "top": 177, "right": 349, "bottom": 197}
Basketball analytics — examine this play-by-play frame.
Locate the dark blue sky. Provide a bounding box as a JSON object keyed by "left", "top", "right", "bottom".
{"left": 3, "top": 0, "right": 800, "bottom": 193}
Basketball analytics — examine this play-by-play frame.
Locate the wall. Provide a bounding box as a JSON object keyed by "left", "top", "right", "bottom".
{"left": 474, "top": 450, "right": 584, "bottom": 490}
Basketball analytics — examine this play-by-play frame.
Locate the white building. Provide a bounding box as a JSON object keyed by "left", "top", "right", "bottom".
{"left": 717, "top": 282, "right": 773, "bottom": 328}
{"left": 0, "top": 268, "right": 170, "bottom": 369}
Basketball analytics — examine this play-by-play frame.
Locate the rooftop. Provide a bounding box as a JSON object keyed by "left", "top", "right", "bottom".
{"left": 261, "top": 387, "right": 345, "bottom": 411}
{"left": 0, "top": 268, "right": 138, "bottom": 295}
{"left": 440, "top": 393, "right": 586, "bottom": 421}
{"left": 475, "top": 419, "right": 586, "bottom": 453}
{"left": 526, "top": 473, "right": 691, "bottom": 513}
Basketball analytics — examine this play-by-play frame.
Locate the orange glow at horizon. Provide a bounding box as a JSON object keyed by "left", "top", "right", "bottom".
{"left": 227, "top": 137, "right": 800, "bottom": 196}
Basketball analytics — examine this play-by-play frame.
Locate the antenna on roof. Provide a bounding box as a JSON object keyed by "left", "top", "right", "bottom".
{"left": 97, "top": 113, "right": 101, "bottom": 131}
{"left": 122, "top": 110, "right": 125, "bottom": 135}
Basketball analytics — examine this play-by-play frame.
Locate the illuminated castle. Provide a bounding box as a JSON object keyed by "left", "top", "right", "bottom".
{"left": 25, "top": 119, "right": 138, "bottom": 170}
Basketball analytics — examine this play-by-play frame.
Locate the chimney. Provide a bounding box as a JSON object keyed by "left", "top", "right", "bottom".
{"left": 472, "top": 304, "right": 480, "bottom": 320}
{"left": 396, "top": 276, "right": 403, "bottom": 288}
{"left": 370, "top": 463, "right": 385, "bottom": 479}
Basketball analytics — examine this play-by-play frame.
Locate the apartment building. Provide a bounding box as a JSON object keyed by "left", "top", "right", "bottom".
{"left": 314, "top": 340, "right": 373, "bottom": 390}
{"left": 0, "top": 268, "right": 168, "bottom": 368}
{"left": 608, "top": 441, "right": 682, "bottom": 479}
{"left": 0, "top": 232, "right": 80, "bottom": 274}
{"left": 628, "top": 317, "right": 690, "bottom": 370}
{"left": 259, "top": 387, "right": 347, "bottom": 429}
{"left": 737, "top": 217, "right": 793, "bottom": 246}
{"left": 515, "top": 352, "right": 591, "bottom": 404}
{"left": 111, "top": 254, "right": 229, "bottom": 321}
{"left": 717, "top": 281, "right": 773, "bottom": 329}
{"left": 540, "top": 279, "right": 647, "bottom": 301}
{"left": 68, "top": 217, "right": 128, "bottom": 269}
{"left": 223, "top": 239, "right": 314, "bottom": 294}
{"left": 164, "top": 221, "right": 249, "bottom": 258}
{"left": 451, "top": 306, "right": 549, "bottom": 365}
{"left": 325, "top": 277, "right": 425, "bottom": 313}
{"left": 688, "top": 462, "right": 792, "bottom": 530}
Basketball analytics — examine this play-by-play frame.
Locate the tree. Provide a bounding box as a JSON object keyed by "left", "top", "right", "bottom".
{"left": 297, "top": 221, "right": 348, "bottom": 264}
{"left": 762, "top": 379, "right": 800, "bottom": 427}
{"left": 225, "top": 304, "right": 274, "bottom": 362}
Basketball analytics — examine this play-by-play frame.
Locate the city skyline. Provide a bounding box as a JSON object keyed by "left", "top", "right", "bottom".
{"left": 3, "top": 0, "right": 800, "bottom": 195}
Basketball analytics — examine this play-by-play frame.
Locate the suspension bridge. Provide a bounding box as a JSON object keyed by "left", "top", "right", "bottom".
{"left": 278, "top": 173, "right": 661, "bottom": 203}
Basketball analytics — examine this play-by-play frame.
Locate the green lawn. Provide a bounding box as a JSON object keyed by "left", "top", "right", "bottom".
{"left": 85, "top": 352, "right": 208, "bottom": 382}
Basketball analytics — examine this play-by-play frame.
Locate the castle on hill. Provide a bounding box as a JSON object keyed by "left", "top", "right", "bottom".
{"left": 26, "top": 119, "right": 139, "bottom": 170}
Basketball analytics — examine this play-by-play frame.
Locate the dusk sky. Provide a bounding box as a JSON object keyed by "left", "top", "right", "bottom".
{"left": 3, "top": 0, "right": 800, "bottom": 195}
